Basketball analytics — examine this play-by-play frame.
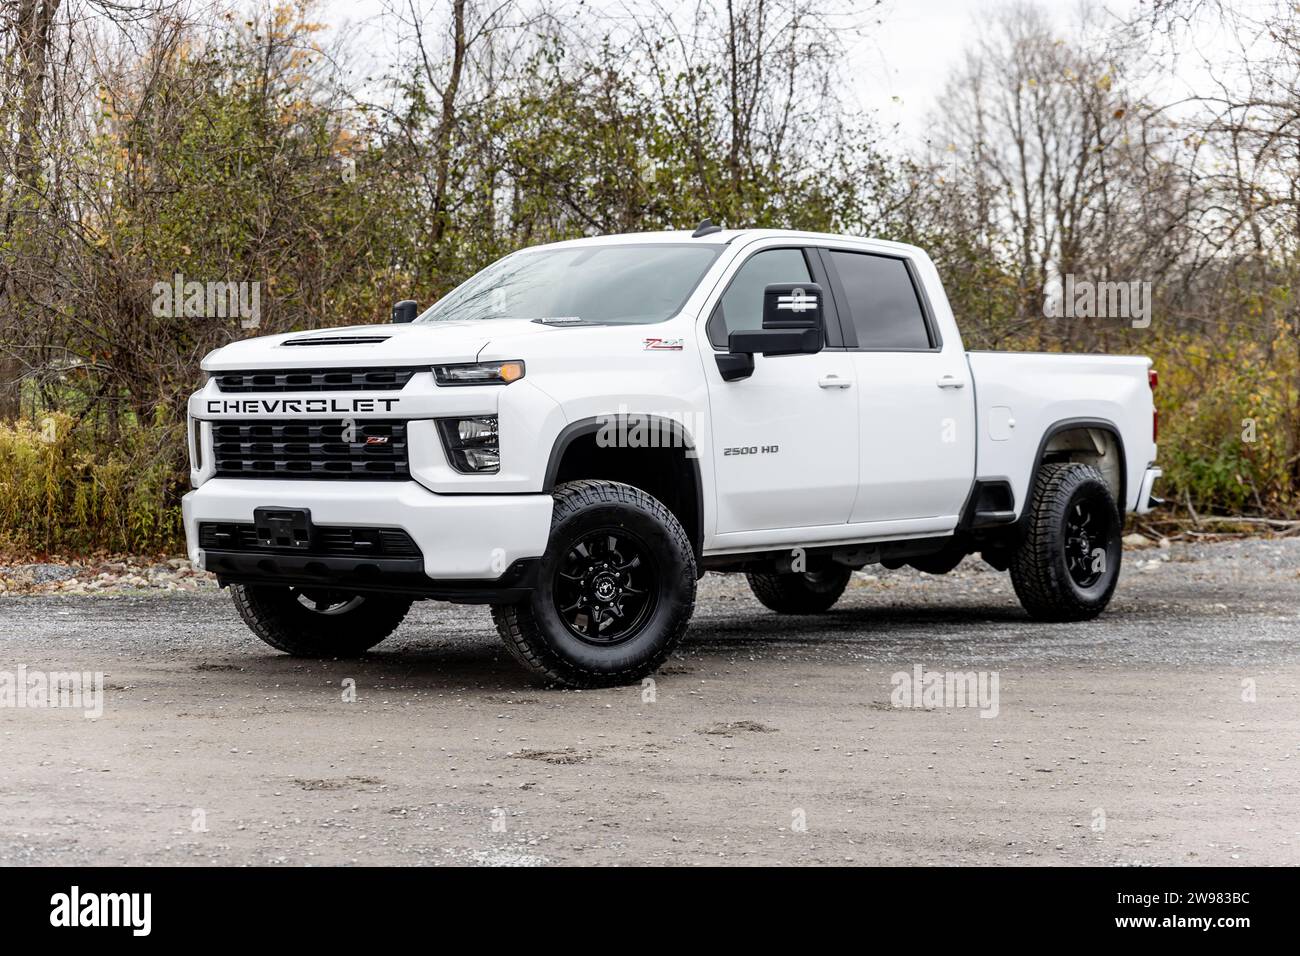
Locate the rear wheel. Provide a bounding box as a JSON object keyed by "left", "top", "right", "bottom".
{"left": 1009, "top": 462, "right": 1122, "bottom": 621}
{"left": 491, "top": 480, "right": 696, "bottom": 688}
{"left": 230, "top": 584, "right": 412, "bottom": 656}
{"left": 746, "top": 565, "right": 852, "bottom": 614}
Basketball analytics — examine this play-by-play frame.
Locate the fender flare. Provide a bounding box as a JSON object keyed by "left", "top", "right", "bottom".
{"left": 1021, "top": 417, "right": 1128, "bottom": 526}
{"left": 542, "top": 415, "right": 705, "bottom": 562}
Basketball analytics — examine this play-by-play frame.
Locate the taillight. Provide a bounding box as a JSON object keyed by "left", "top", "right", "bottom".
{"left": 1149, "top": 367, "right": 1158, "bottom": 442}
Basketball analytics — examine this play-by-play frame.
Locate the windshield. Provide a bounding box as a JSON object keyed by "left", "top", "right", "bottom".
{"left": 416, "top": 243, "right": 721, "bottom": 325}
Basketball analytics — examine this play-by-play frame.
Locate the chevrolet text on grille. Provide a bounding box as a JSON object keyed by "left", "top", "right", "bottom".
{"left": 205, "top": 397, "right": 401, "bottom": 414}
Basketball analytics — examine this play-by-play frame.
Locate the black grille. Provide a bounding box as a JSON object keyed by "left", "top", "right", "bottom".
{"left": 212, "top": 419, "right": 409, "bottom": 479}
{"left": 198, "top": 522, "right": 420, "bottom": 557}
{"left": 214, "top": 368, "right": 419, "bottom": 392}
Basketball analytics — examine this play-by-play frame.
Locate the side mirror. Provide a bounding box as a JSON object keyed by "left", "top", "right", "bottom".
{"left": 717, "top": 283, "right": 824, "bottom": 381}
{"left": 391, "top": 299, "right": 419, "bottom": 324}
{"left": 762, "top": 282, "right": 824, "bottom": 333}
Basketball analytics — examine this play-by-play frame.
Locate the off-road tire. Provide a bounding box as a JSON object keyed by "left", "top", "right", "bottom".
{"left": 1009, "top": 462, "right": 1122, "bottom": 621}
{"left": 746, "top": 565, "right": 852, "bottom": 614}
{"left": 231, "top": 584, "right": 412, "bottom": 657}
{"left": 490, "top": 480, "right": 697, "bottom": 688}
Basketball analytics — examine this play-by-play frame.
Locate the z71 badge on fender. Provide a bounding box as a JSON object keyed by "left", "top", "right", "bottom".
{"left": 643, "top": 337, "right": 684, "bottom": 350}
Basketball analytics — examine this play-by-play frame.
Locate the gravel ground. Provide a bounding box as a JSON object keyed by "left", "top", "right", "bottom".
{"left": 1, "top": 537, "right": 1297, "bottom": 866}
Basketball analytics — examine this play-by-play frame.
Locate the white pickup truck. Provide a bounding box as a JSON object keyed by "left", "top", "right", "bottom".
{"left": 183, "top": 225, "right": 1161, "bottom": 686}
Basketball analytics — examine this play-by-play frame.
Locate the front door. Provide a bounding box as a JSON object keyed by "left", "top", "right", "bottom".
{"left": 701, "top": 245, "right": 859, "bottom": 535}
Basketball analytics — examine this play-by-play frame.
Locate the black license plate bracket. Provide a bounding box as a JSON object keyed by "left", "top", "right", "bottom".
{"left": 253, "top": 507, "right": 313, "bottom": 550}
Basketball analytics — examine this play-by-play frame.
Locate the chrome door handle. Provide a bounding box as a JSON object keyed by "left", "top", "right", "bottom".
{"left": 818, "top": 374, "right": 852, "bottom": 389}
{"left": 936, "top": 375, "right": 965, "bottom": 389}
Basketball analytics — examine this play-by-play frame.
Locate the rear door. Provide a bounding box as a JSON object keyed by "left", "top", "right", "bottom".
{"left": 819, "top": 246, "right": 974, "bottom": 526}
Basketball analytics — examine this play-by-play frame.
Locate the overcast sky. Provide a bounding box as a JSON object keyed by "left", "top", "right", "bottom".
{"left": 317, "top": 0, "right": 1245, "bottom": 145}
{"left": 843, "top": 0, "right": 1252, "bottom": 143}
{"left": 845, "top": 0, "right": 1140, "bottom": 137}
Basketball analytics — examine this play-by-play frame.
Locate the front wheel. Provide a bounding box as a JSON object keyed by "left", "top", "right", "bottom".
{"left": 491, "top": 480, "right": 697, "bottom": 688}
{"left": 230, "top": 584, "right": 412, "bottom": 657}
{"left": 1009, "top": 462, "right": 1122, "bottom": 621}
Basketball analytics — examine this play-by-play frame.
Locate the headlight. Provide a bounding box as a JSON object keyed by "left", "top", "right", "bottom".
{"left": 438, "top": 416, "right": 500, "bottom": 473}
{"left": 433, "top": 360, "right": 525, "bottom": 386}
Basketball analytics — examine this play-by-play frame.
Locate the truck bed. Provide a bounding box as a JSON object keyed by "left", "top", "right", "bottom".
{"left": 966, "top": 350, "right": 1157, "bottom": 515}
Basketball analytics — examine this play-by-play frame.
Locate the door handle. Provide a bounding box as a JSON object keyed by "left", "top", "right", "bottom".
{"left": 818, "top": 374, "right": 852, "bottom": 389}
{"left": 936, "top": 375, "right": 965, "bottom": 389}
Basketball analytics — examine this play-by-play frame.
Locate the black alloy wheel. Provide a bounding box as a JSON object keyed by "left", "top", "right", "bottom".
{"left": 1063, "top": 494, "right": 1114, "bottom": 589}
{"left": 553, "top": 528, "right": 660, "bottom": 645}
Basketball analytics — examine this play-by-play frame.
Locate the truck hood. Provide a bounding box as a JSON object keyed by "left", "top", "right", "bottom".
{"left": 200, "top": 320, "right": 552, "bottom": 371}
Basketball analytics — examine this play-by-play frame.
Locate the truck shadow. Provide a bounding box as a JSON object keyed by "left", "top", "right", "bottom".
{"left": 694, "top": 603, "right": 1034, "bottom": 645}
{"left": 228, "top": 642, "right": 544, "bottom": 691}
{"left": 209, "top": 601, "right": 1041, "bottom": 692}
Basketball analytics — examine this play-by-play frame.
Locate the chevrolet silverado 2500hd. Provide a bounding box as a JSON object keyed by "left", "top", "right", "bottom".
{"left": 183, "top": 225, "right": 1161, "bottom": 686}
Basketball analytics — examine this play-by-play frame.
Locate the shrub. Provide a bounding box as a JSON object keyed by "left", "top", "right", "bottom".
{"left": 0, "top": 414, "right": 186, "bottom": 556}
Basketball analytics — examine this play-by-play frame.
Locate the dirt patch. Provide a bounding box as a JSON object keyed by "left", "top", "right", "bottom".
{"left": 483, "top": 694, "right": 541, "bottom": 704}
{"left": 511, "top": 748, "right": 593, "bottom": 765}
{"left": 698, "top": 720, "right": 777, "bottom": 735}
{"left": 658, "top": 664, "right": 695, "bottom": 675}
{"left": 293, "top": 776, "right": 385, "bottom": 791}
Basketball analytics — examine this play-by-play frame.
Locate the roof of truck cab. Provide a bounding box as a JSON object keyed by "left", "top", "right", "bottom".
{"left": 526, "top": 229, "right": 927, "bottom": 258}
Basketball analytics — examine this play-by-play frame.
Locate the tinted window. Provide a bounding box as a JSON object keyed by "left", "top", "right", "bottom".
{"left": 417, "top": 244, "right": 720, "bottom": 326}
{"left": 829, "top": 251, "right": 932, "bottom": 350}
{"left": 709, "top": 248, "right": 812, "bottom": 348}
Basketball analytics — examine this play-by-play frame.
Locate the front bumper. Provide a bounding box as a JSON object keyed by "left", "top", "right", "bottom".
{"left": 182, "top": 478, "right": 553, "bottom": 599}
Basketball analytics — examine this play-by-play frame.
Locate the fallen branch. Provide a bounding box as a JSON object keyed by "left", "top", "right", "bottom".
{"left": 1186, "top": 516, "right": 1300, "bottom": 528}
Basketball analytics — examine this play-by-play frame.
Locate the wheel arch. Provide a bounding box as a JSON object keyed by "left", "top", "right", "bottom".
{"left": 543, "top": 415, "right": 705, "bottom": 564}
{"left": 1025, "top": 417, "right": 1128, "bottom": 523}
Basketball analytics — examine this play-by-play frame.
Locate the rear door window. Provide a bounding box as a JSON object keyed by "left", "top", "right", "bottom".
{"left": 828, "top": 250, "right": 933, "bottom": 350}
